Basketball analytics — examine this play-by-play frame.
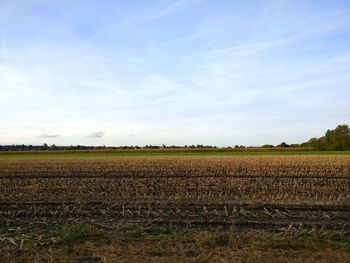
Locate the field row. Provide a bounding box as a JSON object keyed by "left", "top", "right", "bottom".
{"left": 1, "top": 156, "right": 349, "bottom": 178}
{"left": 1, "top": 177, "right": 349, "bottom": 205}
{"left": 1, "top": 202, "right": 349, "bottom": 233}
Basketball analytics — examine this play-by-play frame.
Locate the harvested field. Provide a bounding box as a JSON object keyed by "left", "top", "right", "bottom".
{"left": 1, "top": 155, "right": 350, "bottom": 262}
{"left": 0, "top": 155, "right": 349, "bottom": 233}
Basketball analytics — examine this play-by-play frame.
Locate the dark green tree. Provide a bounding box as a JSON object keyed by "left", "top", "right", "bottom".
{"left": 278, "top": 142, "right": 289, "bottom": 148}
{"left": 324, "top": 124, "right": 350, "bottom": 150}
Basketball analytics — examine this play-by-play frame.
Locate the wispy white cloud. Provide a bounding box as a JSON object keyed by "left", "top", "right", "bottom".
{"left": 143, "top": 0, "right": 199, "bottom": 23}
{"left": 41, "top": 133, "right": 60, "bottom": 139}
{"left": 80, "top": 0, "right": 202, "bottom": 48}
{"left": 204, "top": 37, "right": 295, "bottom": 55}
{"left": 87, "top": 131, "right": 105, "bottom": 138}
{"left": 204, "top": 16, "right": 350, "bottom": 57}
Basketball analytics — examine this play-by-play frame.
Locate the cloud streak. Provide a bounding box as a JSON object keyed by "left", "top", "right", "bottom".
{"left": 41, "top": 134, "right": 60, "bottom": 139}
{"left": 144, "top": 0, "right": 198, "bottom": 23}
{"left": 86, "top": 131, "right": 105, "bottom": 138}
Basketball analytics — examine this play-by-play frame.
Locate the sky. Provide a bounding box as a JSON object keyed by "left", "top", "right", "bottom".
{"left": 0, "top": 0, "right": 350, "bottom": 147}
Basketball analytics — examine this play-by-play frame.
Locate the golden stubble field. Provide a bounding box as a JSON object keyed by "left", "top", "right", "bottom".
{"left": 1, "top": 155, "right": 349, "bottom": 228}
{"left": 0, "top": 155, "right": 349, "bottom": 262}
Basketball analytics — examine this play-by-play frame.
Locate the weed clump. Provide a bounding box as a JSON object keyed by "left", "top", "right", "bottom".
{"left": 49, "top": 223, "right": 103, "bottom": 244}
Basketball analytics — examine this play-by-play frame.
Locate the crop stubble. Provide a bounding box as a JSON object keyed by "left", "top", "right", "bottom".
{"left": 0, "top": 155, "right": 349, "bottom": 233}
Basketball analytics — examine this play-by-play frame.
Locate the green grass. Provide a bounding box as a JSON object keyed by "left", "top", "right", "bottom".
{"left": 112, "top": 225, "right": 181, "bottom": 241}
{"left": 46, "top": 223, "right": 103, "bottom": 244}
{"left": 0, "top": 151, "right": 350, "bottom": 158}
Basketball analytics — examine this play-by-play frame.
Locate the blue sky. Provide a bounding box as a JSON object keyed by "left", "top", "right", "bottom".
{"left": 0, "top": 0, "right": 349, "bottom": 146}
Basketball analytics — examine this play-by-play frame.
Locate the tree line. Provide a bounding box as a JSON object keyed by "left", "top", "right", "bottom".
{"left": 300, "top": 124, "right": 350, "bottom": 150}
{"left": 1, "top": 124, "right": 349, "bottom": 151}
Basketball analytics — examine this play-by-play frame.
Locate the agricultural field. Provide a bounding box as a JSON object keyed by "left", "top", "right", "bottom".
{"left": 1, "top": 154, "right": 350, "bottom": 262}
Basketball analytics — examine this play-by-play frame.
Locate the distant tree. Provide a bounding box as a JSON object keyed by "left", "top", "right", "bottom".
{"left": 278, "top": 142, "right": 289, "bottom": 148}
{"left": 262, "top": 144, "right": 274, "bottom": 148}
{"left": 324, "top": 124, "right": 350, "bottom": 150}
{"left": 299, "top": 124, "right": 350, "bottom": 150}
{"left": 50, "top": 144, "right": 57, "bottom": 150}
{"left": 301, "top": 137, "right": 326, "bottom": 150}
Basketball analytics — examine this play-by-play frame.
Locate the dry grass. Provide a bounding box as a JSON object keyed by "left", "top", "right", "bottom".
{"left": 1, "top": 224, "right": 349, "bottom": 263}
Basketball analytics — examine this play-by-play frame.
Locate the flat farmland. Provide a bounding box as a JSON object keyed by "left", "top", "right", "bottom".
{"left": 1, "top": 155, "right": 350, "bottom": 230}
{"left": 1, "top": 154, "right": 350, "bottom": 262}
